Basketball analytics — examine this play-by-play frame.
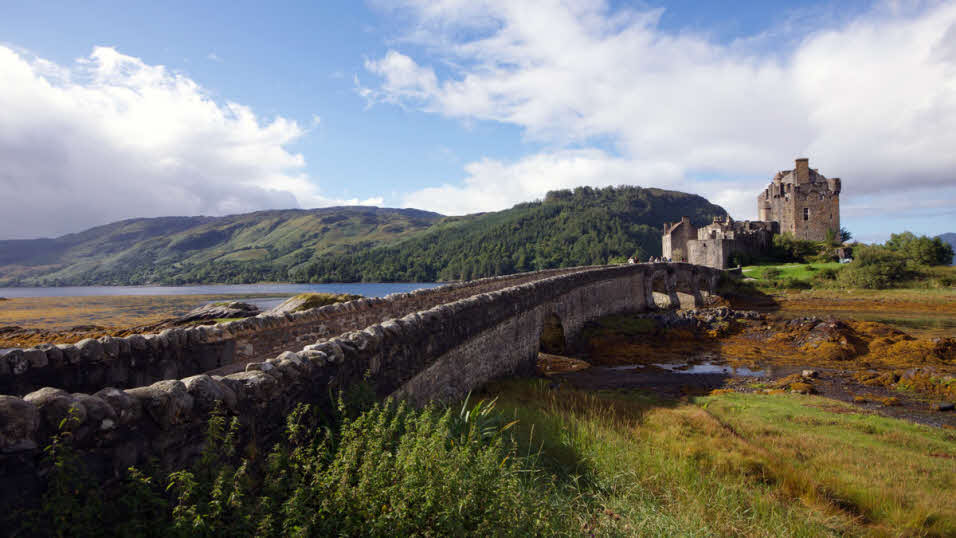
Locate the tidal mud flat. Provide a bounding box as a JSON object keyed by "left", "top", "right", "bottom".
{"left": 541, "top": 293, "right": 956, "bottom": 428}
{"left": 0, "top": 294, "right": 284, "bottom": 347}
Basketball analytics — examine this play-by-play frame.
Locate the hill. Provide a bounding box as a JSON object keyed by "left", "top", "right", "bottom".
{"left": 291, "top": 186, "right": 725, "bottom": 282}
{"left": 0, "top": 186, "right": 726, "bottom": 285}
{"left": 0, "top": 207, "right": 442, "bottom": 286}
{"left": 937, "top": 233, "right": 956, "bottom": 264}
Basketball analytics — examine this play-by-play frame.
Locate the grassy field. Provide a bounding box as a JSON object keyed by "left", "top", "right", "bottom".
{"left": 741, "top": 262, "right": 843, "bottom": 284}
{"left": 487, "top": 379, "right": 956, "bottom": 536}
{"left": 740, "top": 262, "right": 956, "bottom": 292}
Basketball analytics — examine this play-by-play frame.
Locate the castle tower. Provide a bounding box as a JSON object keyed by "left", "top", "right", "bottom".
{"left": 756, "top": 158, "right": 841, "bottom": 242}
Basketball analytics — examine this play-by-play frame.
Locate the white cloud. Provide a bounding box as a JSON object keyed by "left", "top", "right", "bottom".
{"left": 0, "top": 46, "right": 376, "bottom": 239}
{"left": 370, "top": 1, "right": 956, "bottom": 224}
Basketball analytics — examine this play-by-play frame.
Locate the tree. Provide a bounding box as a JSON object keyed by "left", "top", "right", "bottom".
{"left": 839, "top": 227, "right": 852, "bottom": 243}
{"left": 884, "top": 232, "right": 953, "bottom": 266}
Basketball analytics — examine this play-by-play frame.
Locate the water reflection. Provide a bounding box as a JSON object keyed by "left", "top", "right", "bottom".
{"left": 607, "top": 360, "right": 801, "bottom": 378}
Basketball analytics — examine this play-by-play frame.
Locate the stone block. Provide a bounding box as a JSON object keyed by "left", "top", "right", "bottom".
{"left": 182, "top": 374, "right": 237, "bottom": 414}
{"left": 0, "top": 395, "right": 39, "bottom": 452}
{"left": 125, "top": 380, "right": 194, "bottom": 430}
{"left": 76, "top": 338, "right": 105, "bottom": 362}
{"left": 2, "top": 349, "right": 28, "bottom": 375}
{"left": 98, "top": 336, "right": 120, "bottom": 359}
{"left": 224, "top": 371, "right": 280, "bottom": 406}
{"left": 94, "top": 387, "right": 142, "bottom": 424}
{"left": 73, "top": 394, "right": 118, "bottom": 431}
{"left": 24, "top": 387, "right": 88, "bottom": 432}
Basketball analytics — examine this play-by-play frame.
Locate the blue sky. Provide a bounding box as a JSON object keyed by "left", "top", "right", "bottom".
{"left": 1, "top": 0, "right": 954, "bottom": 242}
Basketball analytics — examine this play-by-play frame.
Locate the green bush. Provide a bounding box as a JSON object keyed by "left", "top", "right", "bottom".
{"left": 837, "top": 245, "right": 912, "bottom": 289}
{"left": 763, "top": 267, "right": 782, "bottom": 280}
{"left": 810, "top": 267, "right": 840, "bottom": 287}
{"left": 771, "top": 233, "right": 822, "bottom": 263}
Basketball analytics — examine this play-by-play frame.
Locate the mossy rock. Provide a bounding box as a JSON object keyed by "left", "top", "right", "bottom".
{"left": 270, "top": 293, "right": 362, "bottom": 314}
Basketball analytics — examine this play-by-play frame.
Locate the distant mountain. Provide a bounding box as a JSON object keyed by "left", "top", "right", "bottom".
{"left": 0, "top": 187, "right": 727, "bottom": 286}
{"left": 937, "top": 233, "right": 956, "bottom": 264}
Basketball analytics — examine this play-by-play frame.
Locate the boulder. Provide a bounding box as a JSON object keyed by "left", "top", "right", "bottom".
{"left": 269, "top": 293, "right": 361, "bottom": 315}
{"left": 175, "top": 301, "right": 260, "bottom": 324}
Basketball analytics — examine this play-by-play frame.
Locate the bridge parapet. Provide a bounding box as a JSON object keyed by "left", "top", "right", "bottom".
{"left": 0, "top": 267, "right": 585, "bottom": 396}
{"left": 0, "top": 263, "right": 723, "bottom": 503}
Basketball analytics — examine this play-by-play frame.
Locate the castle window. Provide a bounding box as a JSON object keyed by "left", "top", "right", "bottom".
{"left": 803, "top": 208, "right": 809, "bottom": 221}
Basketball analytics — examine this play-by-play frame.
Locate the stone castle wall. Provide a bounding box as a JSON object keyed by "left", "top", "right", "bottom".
{"left": 661, "top": 217, "right": 696, "bottom": 261}
{"left": 0, "top": 263, "right": 722, "bottom": 506}
{"left": 758, "top": 158, "right": 841, "bottom": 242}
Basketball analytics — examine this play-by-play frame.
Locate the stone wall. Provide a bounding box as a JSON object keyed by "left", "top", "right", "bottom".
{"left": 757, "top": 158, "right": 841, "bottom": 242}
{"left": 662, "top": 217, "right": 697, "bottom": 261}
{"left": 0, "top": 267, "right": 582, "bottom": 396}
{"left": 0, "top": 263, "right": 722, "bottom": 508}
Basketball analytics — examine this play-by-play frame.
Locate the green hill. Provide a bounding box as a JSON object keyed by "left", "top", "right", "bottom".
{"left": 291, "top": 186, "right": 725, "bottom": 282}
{"left": 0, "top": 186, "right": 726, "bottom": 285}
{"left": 0, "top": 207, "right": 442, "bottom": 286}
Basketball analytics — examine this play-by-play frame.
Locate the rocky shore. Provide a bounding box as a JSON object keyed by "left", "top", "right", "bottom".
{"left": 553, "top": 306, "right": 956, "bottom": 427}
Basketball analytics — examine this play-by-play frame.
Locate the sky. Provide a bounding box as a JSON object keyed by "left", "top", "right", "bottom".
{"left": 1, "top": 0, "right": 954, "bottom": 243}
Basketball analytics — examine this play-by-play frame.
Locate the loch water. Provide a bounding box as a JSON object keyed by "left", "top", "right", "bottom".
{"left": 0, "top": 283, "right": 443, "bottom": 310}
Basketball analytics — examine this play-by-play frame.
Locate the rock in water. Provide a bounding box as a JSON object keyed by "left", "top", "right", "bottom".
{"left": 177, "top": 301, "right": 260, "bottom": 323}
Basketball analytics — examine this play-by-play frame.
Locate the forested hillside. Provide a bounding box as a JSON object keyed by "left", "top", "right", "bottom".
{"left": 0, "top": 187, "right": 725, "bottom": 285}
{"left": 294, "top": 186, "right": 725, "bottom": 282}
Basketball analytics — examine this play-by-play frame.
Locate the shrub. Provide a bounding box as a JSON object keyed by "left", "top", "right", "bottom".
{"left": 763, "top": 267, "right": 782, "bottom": 280}
{"left": 781, "top": 278, "right": 812, "bottom": 290}
{"left": 771, "top": 233, "right": 822, "bottom": 262}
{"left": 837, "top": 245, "right": 912, "bottom": 289}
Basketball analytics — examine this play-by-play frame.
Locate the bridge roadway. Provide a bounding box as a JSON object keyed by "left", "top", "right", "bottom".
{"left": 0, "top": 262, "right": 722, "bottom": 501}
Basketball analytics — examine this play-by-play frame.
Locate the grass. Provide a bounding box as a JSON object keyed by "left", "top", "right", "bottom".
{"left": 741, "top": 262, "right": 956, "bottom": 292}
{"left": 741, "top": 262, "right": 843, "bottom": 283}
{"left": 485, "top": 379, "right": 956, "bottom": 536}
{"left": 12, "top": 379, "right": 955, "bottom": 536}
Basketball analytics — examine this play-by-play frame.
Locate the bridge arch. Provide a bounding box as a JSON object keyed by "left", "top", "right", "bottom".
{"left": 672, "top": 268, "right": 703, "bottom": 309}
{"left": 538, "top": 312, "right": 566, "bottom": 355}
{"left": 646, "top": 268, "right": 678, "bottom": 309}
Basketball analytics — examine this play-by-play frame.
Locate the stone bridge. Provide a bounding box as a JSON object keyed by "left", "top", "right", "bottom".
{"left": 0, "top": 262, "right": 723, "bottom": 503}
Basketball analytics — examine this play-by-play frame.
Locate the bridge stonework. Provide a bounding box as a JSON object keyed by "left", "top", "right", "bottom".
{"left": 0, "top": 263, "right": 721, "bottom": 504}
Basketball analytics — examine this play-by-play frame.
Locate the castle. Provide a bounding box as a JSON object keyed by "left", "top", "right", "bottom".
{"left": 663, "top": 158, "right": 841, "bottom": 269}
